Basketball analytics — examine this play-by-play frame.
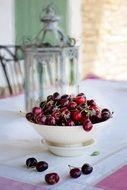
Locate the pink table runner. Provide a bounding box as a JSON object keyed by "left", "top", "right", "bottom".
{"left": 0, "top": 176, "right": 103, "bottom": 190}
{"left": 0, "top": 165, "right": 127, "bottom": 190}
{"left": 96, "top": 165, "right": 127, "bottom": 190}
{"left": 0, "top": 177, "right": 46, "bottom": 190}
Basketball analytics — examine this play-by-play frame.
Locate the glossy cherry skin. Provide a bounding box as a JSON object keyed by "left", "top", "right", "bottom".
{"left": 45, "top": 172, "right": 60, "bottom": 185}
{"left": 70, "top": 168, "right": 81, "bottom": 178}
{"left": 101, "top": 108, "right": 110, "bottom": 113}
{"left": 71, "top": 111, "right": 82, "bottom": 122}
{"left": 67, "top": 101, "right": 77, "bottom": 110}
{"left": 61, "top": 94, "right": 70, "bottom": 99}
{"left": 26, "top": 92, "right": 112, "bottom": 128}
{"left": 52, "top": 110, "right": 61, "bottom": 121}
{"left": 46, "top": 116, "right": 56, "bottom": 125}
{"left": 81, "top": 163, "right": 93, "bottom": 174}
{"left": 36, "top": 161, "right": 48, "bottom": 172}
{"left": 82, "top": 119, "right": 93, "bottom": 131}
{"left": 87, "top": 99, "right": 96, "bottom": 106}
{"left": 35, "top": 113, "right": 46, "bottom": 124}
{"left": 32, "top": 107, "right": 42, "bottom": 115}
{"left": 90, "top": 114, "right": 101, "bottom": 124}
{"left": 26, "top": 157, "right": 37, "bottom": 168}
{"left": 25, "top": 112, "right": 34, "bottom": 122}
{"left": 52, "top": 92, "right": 60, "bottom": 101}
{"left": 59, "top": 99, "right": 69, "bottom": 107}
{"left": 38, "top": 115, "right": 47, "bottom": 124}
{"left": 101, "top": 110, "right": 111, "bottom": 121}
{"left": 75, "top": 96, "right": 86, "bottom": 105}
{"left": 77, "top": 92, "right": 86, "bottom": 97}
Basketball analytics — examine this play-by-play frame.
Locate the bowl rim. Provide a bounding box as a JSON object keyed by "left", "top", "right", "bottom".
{"left": 28, "top": 118, "right": 111, "bottom": 129}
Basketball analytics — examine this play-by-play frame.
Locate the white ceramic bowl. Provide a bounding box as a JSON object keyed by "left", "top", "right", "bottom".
{"left": 42, "top": 139, "right": 95, "bottom": 157}
{"left": 29, "top": 119, "right": 110, "bottom": 147}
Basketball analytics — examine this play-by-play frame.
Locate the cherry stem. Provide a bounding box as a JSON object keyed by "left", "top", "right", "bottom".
{"left": 80, "top": 108, "right": 87, "bottom": 114}
{"left": 80, "top": 108, "right": 92, "bottom": 117}
{"left": 60, "top": 113, "right": 67, "bottom": 122}
{"left": 19, "top": 110, "right": 26, "bottom": 116}
{"left": 47, "top": 100, "right": 54, "bottom": 106}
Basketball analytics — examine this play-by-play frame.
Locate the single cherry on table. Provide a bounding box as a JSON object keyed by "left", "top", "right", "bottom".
{"left": 26, "top": 157, "right": 37, "bottom": 168}
{"left": 36, "top": 161, "right": 48, "bottom": 172}
{"left": 69, "top": 167, "right": 81, "bottom": 178}
{"left": 45, "top": 172, "right": 60, "bottom": 185}
{"left": 81, "top": 163, "right": 93, "bottom": 175}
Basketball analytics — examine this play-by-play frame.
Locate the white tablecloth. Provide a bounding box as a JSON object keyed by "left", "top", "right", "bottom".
{"left": 0, "top": 79, "right": 127, "bottom": 189}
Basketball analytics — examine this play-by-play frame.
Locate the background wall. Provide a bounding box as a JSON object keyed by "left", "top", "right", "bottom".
{"left": 81, "top": 0, "right": 127, "bottom": 81}
{"left": 0, "top": 0, "right": 15, "bottom": 88}
{"left": 1, "top": 0, "right": 127, "bottom": 82}
{"left": 15, "top": 0, "right": 69, "bottom": 45}
{"left": 0, "top": 0, "right": 15, "bottom": 45}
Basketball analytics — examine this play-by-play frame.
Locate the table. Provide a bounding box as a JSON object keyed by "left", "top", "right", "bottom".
{"left": 0, "top": 79, "right": 127, "bottom": 190}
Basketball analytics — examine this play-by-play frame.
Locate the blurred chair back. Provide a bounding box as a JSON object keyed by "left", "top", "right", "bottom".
{"left": 0, "top": 45, "right": 24, "bottom": 98}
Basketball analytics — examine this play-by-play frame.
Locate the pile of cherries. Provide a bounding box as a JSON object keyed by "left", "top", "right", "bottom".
{"left": 26, "top": 92, "right": 112, "bottom": 131}
{"left": 26, "top": 157, "right": 93, "bottom": 185}
{"left": 26, "top": 157, "right": 59, "bottom": 185}
{"left": 69, "top": 163, "right": 93, "bottom": 178}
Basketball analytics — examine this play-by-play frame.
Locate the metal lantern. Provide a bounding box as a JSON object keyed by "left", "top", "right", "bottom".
{"left": 23, "top": 4, "right": 79, "bottom": 111}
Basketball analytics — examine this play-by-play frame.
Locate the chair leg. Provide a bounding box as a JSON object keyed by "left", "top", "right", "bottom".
{"left": 0, "top": 57, "right": 13, "bottom": 95}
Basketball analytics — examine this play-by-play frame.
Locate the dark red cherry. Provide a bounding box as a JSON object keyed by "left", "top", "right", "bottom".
{"left": 69, "top": 168, "right": 81, "bottom": 178}
{"left": 80, "top": 116, "right": 89, "bottom": 124}
{"left": 66, "top": 119, "right": 75, "bottom": 126}
{"left": 67, "top": 101, "right": 77, "bottom": 110}
{"left": 81, "top": 163, "right": 93, "bottom": 174}
{"left": 61, "top": 94, "right": 70, "bottom": 99}
{"left": 52, "top": 110, "right": 61, "bottom": 121}
{"left": 46, "top": 116, "right": 56, "bottom": 125}
{"left": 87, "top": 99, "right": 96, "bottom": 106}
{"left": 36, "top": 161, "right": 48, "bottom": 172}
{"left": 83, "top": 119, "right": 93, "bottom": 131}
{"left": 59, "top": 99, "right": 69, "bottom": 107}
{"left": 26, "top": 157, "right": 37, "bottom": 168}
{"left": 90, "top": 114, "right": 101, "bottom": 124}
{"left": 90, "top": 105, "right": 100, "bottom": 114}
{"left": 101, "top": 111, "right": 111, "bottom": 121}
{"left": 25, "top": 112, "right": 34, "bottom": 122}
{"left": 75, "top": 96, "right": 86, "bottom": 105}
{"left": 36, "top": 114, "right": 47, "bottom": 124}
{"left": 32, "top": 107, "right": 42, "bottom": 115}
{"left": 101, "top": 108, "right": 111, "bottom": 113}
{"left": 45, "top": 172, "right": 60, "bottom": 185}
{"left": 77, "top": 92, "right": 86, "bottom": 97}
{"left": 71, "top": 111, "right": 82, "bottom": 122}
{"left": 52, "top": 92, "right": 60, "bottom": 101}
